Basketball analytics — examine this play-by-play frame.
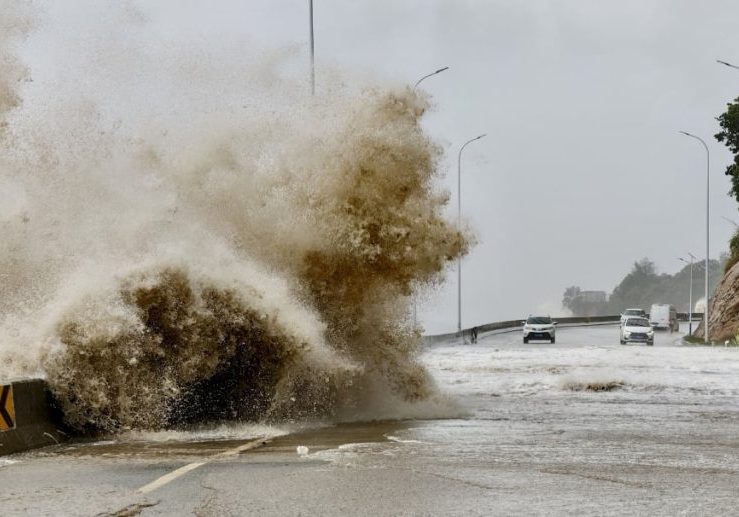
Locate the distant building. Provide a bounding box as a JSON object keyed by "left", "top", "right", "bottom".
{"left": 562, "top": 287, "right": 609, "bottom": 317}
{"left": 579, "top": 290, "right": 608, "bottom": 304}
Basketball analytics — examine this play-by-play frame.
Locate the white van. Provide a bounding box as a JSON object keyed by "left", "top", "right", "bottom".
{"left": 649, "top": 304, "right": 678, "bottom": 332}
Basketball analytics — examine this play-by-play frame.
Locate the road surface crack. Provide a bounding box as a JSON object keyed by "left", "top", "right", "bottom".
{"left": 96, "top": 501, "right": 159, "bottom": 517}
{"left": 540, "top": 468, "right": 652, "bottom": 488}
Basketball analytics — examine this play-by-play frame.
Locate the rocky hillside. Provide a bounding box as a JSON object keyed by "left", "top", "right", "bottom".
{"left": 694, "top": 261, "right": 739, "bottom": 343}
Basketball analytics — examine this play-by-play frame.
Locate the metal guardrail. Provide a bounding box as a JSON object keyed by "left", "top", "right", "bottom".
{"left": 423, "top": 315, "right": 620, "bottom": 344}
{"left": 423, "top": 312, "right": 704, "bottom": 344}
{"left": 677, "top": 312, "right": 703, "bottom": 321}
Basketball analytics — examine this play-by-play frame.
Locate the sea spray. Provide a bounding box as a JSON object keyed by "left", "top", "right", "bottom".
{"left": 0, "top": 5, "right": 469, "bottom": 431}
{"left": 43, "top": 261, "right": 357, "bottom": 431}
{"left": 0, "top": 0, "right": 32, "bottom": 133}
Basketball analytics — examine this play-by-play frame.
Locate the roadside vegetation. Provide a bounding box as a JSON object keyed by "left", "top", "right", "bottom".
{"left": 682, "top": 334, "right": 706, "bottom": 345}
{"left": 683, "top": 332, "right": 739, "bottom": 347}
{"left": 716, "top": 96, "right": 739, "bottom": 273}
{"left": 726, "top": 229, "right": 739, "bottom": 273}
{"left": 715, "top": 96, "right": 739, "bottom": 204}
{"left": 563, "top": 257, "right": 725, "bottom": 316}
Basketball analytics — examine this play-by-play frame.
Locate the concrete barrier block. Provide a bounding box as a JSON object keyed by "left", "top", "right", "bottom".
{"left": 0, "top": 379, "right": 67, "bottom": 456}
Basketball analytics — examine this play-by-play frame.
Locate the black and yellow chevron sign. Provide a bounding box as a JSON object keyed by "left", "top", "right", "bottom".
{"left": 0, "top": 384, "right": 15, "bottom": 431}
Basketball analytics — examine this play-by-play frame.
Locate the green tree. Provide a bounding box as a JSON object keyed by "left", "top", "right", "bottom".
{"left": 562, "top": 286, "right": 581, "bottom": 313}
{"left": 726, "top": 229, "right": 739, "bottom": 273}
{"left": 566, "top": 257, "right": 728, "bottom": 315}
{"left": 607, "top": 258, "right": 660, "bottom": 312}
{"left": 715, "top": 96, "right": 739, "bottom": 203}
{"left": 606, "top": 257, "right": 724, "bottom": 313}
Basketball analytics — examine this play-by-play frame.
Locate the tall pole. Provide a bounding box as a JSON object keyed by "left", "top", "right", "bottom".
{"left": 410, "top": 66, "right": 449, "bottom": 330}
{"left": 688, "top": 254, "right": 694, "bottom": 335}
{"left": 680, "top": 131, "right": 710, "bottom": 343}
{"left": 413, "top": 67, "right": 449, "bottom": 90}
{"left": 457, "top": 134, "right": 486, "bottom": 337}
{"left": 309, "top": 0, "right": 315, "bottom": 95}
{"left": 679, "top": 253, "right": 695, "bottom": 335}
{"left": 717, "top": 59, "right": 739, "bottom": 71}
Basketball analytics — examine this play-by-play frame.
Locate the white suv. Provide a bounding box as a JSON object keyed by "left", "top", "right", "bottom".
{"left": 620, "top": 308, "right": 647, "bottom": 325}
{"left": 523, "top": 316, "right": 556, "bottom": 344}
{"left": 620, "top": 317, "right": 654, "bottom": 345}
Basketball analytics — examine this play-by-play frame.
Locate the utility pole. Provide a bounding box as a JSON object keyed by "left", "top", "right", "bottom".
{"left": 413, "top": 67, "right": 449, "bottom": 90}
{"left": 717, "top": 59, "right": 739, "bottom": 71}
{"left": 678, "top": 253, "right": 696, "bottom": 335}
{"left": 309, "top": 0, "right": 315, "bottom": 95}
{"left": 410, "top": 66, "right": 449, "bottom": 329}
{"left": 679, "top": 131, "right": 711, "bottom": 343}
{"left": 457, "top": 134, "right": 486, "bottom": 338}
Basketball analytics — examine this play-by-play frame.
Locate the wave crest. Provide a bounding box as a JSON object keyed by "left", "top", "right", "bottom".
{"left": 0, "top": 6, "right": 468, "bottom": 432}
{"left": 43, "top": 265, "right": 357, "bottom": 431}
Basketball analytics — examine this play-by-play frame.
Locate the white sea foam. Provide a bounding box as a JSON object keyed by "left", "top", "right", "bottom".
{"left": 423, "top": 334, "right": 739, "bottom": 401}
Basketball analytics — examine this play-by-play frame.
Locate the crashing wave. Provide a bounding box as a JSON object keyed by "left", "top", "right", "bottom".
{"left": 0, "top": 5, "right": 468, "bottom": 432}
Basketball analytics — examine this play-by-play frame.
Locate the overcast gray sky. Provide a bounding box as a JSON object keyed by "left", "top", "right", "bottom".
{"left": 26, "top": 1, "right": 739, "bottom": 333}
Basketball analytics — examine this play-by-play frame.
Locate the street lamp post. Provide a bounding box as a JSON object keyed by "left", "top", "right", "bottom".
{"left": 457, "top": 134, "right": 486, "bottom": 338}
{"left": 717, "top": 60, "right": 739, "bottom": 71}
{"left": 410, "top": 66, "right": 449, "bottom": 330}
{"left": 308, "top": 0, "right": 315, "bottom": 95}
{"left": 679, "top": 131, "right": 710, "bottom": 343}
{"left": 413, "top": 67, "right": 449, "bottom": 90}
{"left": 678, "top": 253, "right": 696, "bottom": 335}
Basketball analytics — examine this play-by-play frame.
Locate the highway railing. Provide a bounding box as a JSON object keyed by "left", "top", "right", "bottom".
{"left": 423, "top": 315, "right": 621, "bottom": 345}
{"left": 423, "top": 312, "right": 705, "bottom": 345}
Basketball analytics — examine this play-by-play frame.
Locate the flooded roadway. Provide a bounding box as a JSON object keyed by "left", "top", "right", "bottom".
{"left": 2, "top": 323, "right": 739, "bottom": 515}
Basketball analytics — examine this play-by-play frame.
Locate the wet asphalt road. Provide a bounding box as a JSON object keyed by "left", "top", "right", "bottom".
{"left": 2, "top": 323, "right": 739, "bottom": 516}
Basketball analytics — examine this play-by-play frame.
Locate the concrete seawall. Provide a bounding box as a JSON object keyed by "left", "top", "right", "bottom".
{"left": 0, "top": 379, "right": 67, "bottom": 456}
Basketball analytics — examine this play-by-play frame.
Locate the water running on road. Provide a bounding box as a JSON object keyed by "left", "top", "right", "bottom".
{"left": 3, "top": 325, "right": 739, "bottom": 515}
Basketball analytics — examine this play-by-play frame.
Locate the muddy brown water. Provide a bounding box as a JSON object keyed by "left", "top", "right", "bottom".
{"left": 44, "top": 420, "right": 413, "bottom": 460}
